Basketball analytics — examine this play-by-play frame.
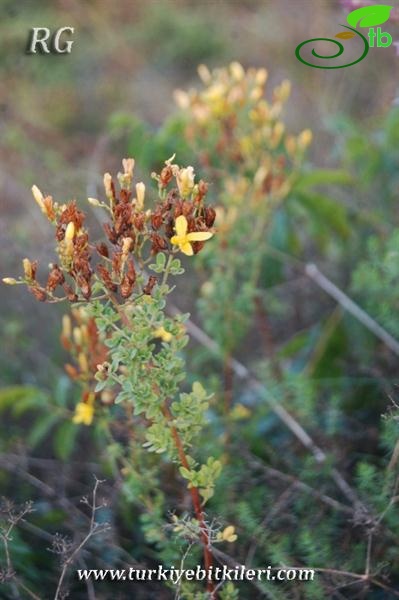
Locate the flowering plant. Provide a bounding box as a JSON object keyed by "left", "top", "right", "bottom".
{"left": 3, "top": 156, "right": 237, "bottom": 598}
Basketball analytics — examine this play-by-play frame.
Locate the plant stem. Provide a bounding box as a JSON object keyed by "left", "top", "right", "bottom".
{"left": 162, "top": 403, "right": 216, "bottom": 599}
{"left": 104, "top": 285, "right": 217, "bottom": 598}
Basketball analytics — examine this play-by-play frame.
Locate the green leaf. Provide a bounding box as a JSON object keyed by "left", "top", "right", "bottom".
{"left": 295, "top": 169, "right": 352, "bottom": 190}
{"left": 277, "top": 329, "right": 312, "bottom": 359}
{"left": 156, "top": 252, "right": 166, "bottom": 269}
{"left": 192, "top": 381, "right": 207, "bottom": 400}
{"left": 295, "top": 191, "right": 350, "bottom": 238}
{"left": 347, "top": 5, "right": 392, "bottom": 28}
{"left": 0, "top": 386, "right": 45, "bottom": 413}
{"left": 54, "top": 421, "right": 78, "bottom": 461}
{"left": 28, "top": 413, "right": 60, "bottom": 448}
{"left": 94, "top": 380, "right": 108, "bottom": 393}
{"left": 179, "top": 466, "right": 192, "bottom": 480}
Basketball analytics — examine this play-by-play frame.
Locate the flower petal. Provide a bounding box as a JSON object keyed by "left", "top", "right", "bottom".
{"left": 180, "top": 242, "right": 194, "bottom": 256}
{"left": 187, "top": 231, "right": 213, "bottom": 242}
{"left": 175, "top": 215, "right": 188, "bottom": 237}
{"left": 170, "top": 235, "right": 180, "bottom": 246}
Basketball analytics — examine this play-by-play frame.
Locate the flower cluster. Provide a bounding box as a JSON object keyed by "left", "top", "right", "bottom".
{"left": 60, "top": 307, "right": 111, "bottom": 425}
{"left": 3, "top": 157, "right": 216, "bottom": 431}
{"left": 3, "top": 157, "right": 215, "bottom": 304}
{"left": 174, "top": 62, "right": 312, "bottom": 210}
{"left": 172, "top": 63, "right": 313, "bottom": 353}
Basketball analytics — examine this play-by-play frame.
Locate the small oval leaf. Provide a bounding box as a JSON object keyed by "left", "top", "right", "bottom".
{"left": 335, "top": 31, "right": 356, "bottom": 39}
{"left": 347, "top": 5, "right": 393, "bottom": 29}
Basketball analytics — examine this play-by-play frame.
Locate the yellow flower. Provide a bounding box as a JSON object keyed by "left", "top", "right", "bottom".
{"left": 154, "top": 326, "right": 173, "bottom": 343}
{"left": 171, "top": 215, "right": 213, "bottom": 256}
{"left": 73, "top": 395, "right": 95, "bottom": 426}
{"left": 230, "top": 403, "right": 251, "bottom": 420}
{"left": 298, "top": 128, "right": 313, "bottom": 150}
{"left": 218, "top": 525, "right": 238, "bottom": 543}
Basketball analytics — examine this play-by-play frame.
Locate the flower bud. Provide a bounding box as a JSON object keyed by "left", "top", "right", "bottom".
{"left": 62, "top": 315, "right": 72, "bottom": 339}
{"left": 274, "top": 79, "right": 291, "bottom": 103}
{"left": 2, "top": 277, "right": 18, "bottom": 285}
{"left": 64, "top": 222, "right": 75, "bottom": 257}
{"left": 198, "top": 64, "right": 211, "bottom": 84}
{"left": 65, "top": 221, "right": 75, "bottom": 242}
{"left": 22, "top": 258, "right": 33, "bottom": 280}
{"left": 88, "top": 197, "right": 101, "bottom": 207}
{"left": 103, "top": 173, "right": 113, "bottom": 199}
{"left": 230, "top": 61, "right": 245, "bottom": 81}
{"left": 122, "top": 158, "right": 135, "bottom": 178}
{"left": 73, "top": 327, "right": 82, "bottom": 346}
{"left": 174, "top": 89, "right": 190, "bottom": 109}
{"left": 78, "top": 352, "right": 88, "bottom": 373}
{"left": 250, "top": 86, "right": 263, "bottom": 102}
{"left": 255, "top": 68, "right": 268, "bottom": 86}
{"left": 176, "top": 166, "right": 195, "bottom": 198}
{"left": 32, "top": 185, "right": 45, "bottom": 212}
{"left": 135, "top": 182, "right": 145, "bottom": 210}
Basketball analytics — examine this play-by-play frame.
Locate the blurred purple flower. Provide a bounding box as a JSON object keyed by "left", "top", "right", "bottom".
{"left": 340, "top": 0, "right": 373, "bottom": 9}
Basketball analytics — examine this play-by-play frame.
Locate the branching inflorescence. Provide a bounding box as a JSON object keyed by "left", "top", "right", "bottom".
{"left": 3, "top": 156, "right": 224, "bottom": 597}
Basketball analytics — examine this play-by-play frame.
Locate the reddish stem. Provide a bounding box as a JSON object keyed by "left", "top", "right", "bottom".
{"left": 223, "top": 354, "right": 234, "bottom": 414}
{"left": 162, "top": 404, "right": 216, "bottom": 598}
{"left": 107, "top": 292, "right": 217, "bottom": 597}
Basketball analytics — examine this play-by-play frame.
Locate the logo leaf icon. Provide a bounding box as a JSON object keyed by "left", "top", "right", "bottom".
{"left": 347, "top": 4, "right": 393, "bottom": 28}
{"left": 335, "top": 31, "right": 356, "bottom": 39}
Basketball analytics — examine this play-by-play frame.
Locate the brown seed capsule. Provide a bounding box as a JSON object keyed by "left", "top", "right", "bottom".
{"left": 198, "top": 179, "right": 208, "bottom": 198}
{"left": 97, "top": 265, "right": 117, "bottom": 292}
{"left": 150, "top": 233, "right": 168, "bottom": 254}
{"left": 132, "top": 212, "right": 145, "bottom": 231}
{"left": 112, "top": 251, "right": 123, "bottom": 277}
{"left": 104, "top": 223, "right": 118, "bottom": 244}
{"left": 182, "top": 201, "right": 194, "bottom": 217}
{"left": 120, "top": 275, "right": 134, "bottom": 299}
{"left": 43, "top": 196, "right": 56, "bottom": 221}
{"left": 204, "top": 206, "right": 216, "bottom": 227}
{"left": 77, "top": 276, "right": 91, "bottom": 300}
{"left": 143, "top": 275, "right": 157, "bottom": 295}
{"left": 96, "top": 243, "right": 109, "bottom": 258}
{"left": 59, "top": 201, "right": 85, "bottom": 230}
{"left": 63, "top": 283, "right": 78, "bottom": 303}
{"left": 160, "top": 165, "right": 173, "bottom": 187}
{"left": 173, "top": 200, "right": 183, "bottom": 219}
{"left": 191, "top": 241, "right": 205, "bottom": 255}
{"left": 28, "top": 286, "right": 47, "bottom": 302}
{"left": 164, "top": 218, "right": 174, "bottom": 239}
{"left": 151, "top": 210, "right": 164, "bottom": 230}
{"left": 119, "top": 189, "right": 131, "bottom": 204}
{"left": 65, "top": 363, "right": 79, "bottom": 380}
{"left": 126, "top": 259, "right": 136, "bottom": 285}
{"left": 60, "top": 335, "right": 71, "bottom": 351}
{"left": 47, "top": 264, "right": 65, "bottom": 291}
